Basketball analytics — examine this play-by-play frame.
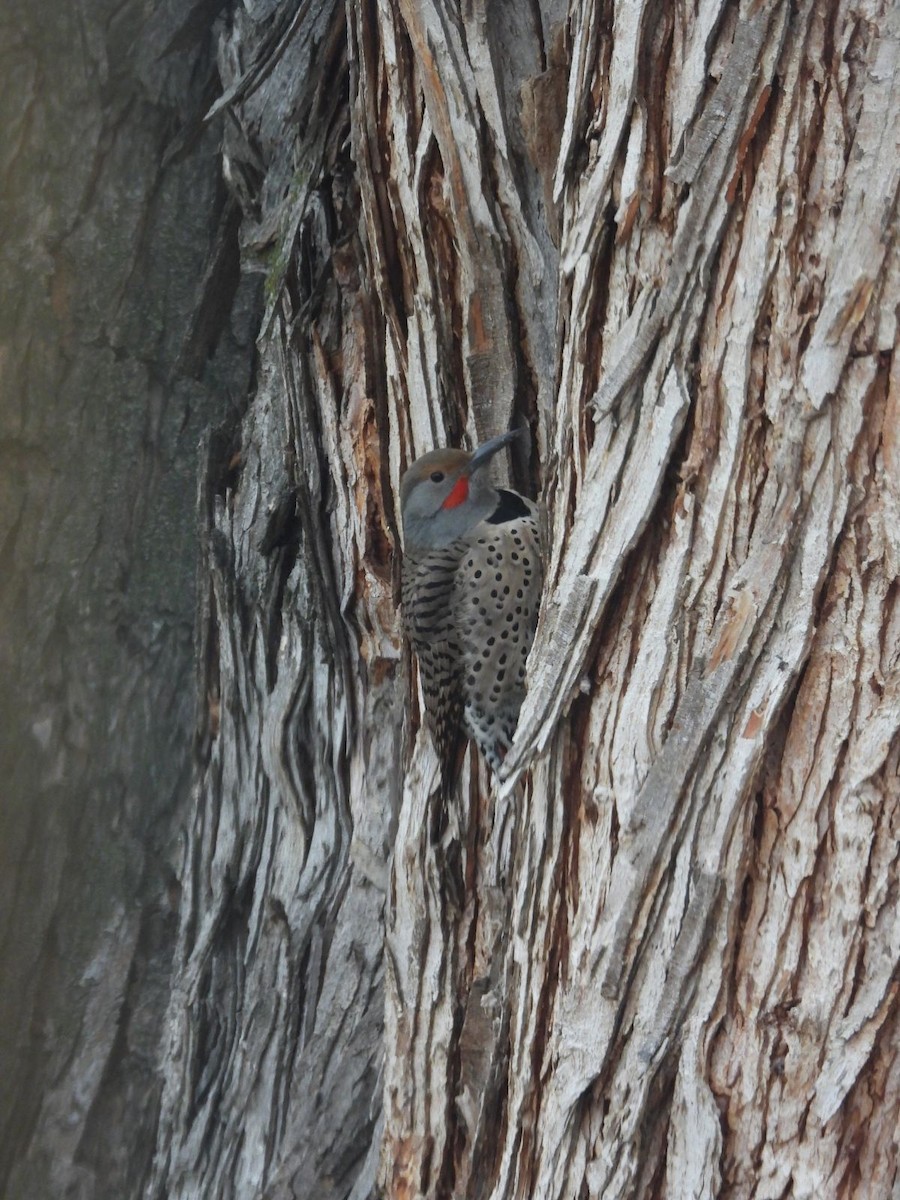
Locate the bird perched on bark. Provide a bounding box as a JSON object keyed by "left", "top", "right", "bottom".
{"left": 400, "top": 430, "right": 542, "bottom": 788}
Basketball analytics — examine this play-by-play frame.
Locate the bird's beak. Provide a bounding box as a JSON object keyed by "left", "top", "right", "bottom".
{"left": 466, "top": 429, "right": 522, "bottom": 475}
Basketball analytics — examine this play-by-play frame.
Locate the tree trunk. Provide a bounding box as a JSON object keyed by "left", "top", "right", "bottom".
{"left": 5, "top": 0, "right": 896, "bottom": 1197}
{"left": 0, "top": 2, "right": 260, "bottom": 1197}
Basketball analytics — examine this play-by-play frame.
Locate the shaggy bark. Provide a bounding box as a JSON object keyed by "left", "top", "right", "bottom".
{"left": 4, "top": 0, "right": 896, "bottom": 1198}
{"left": 152, "top": 0, "right": 899, "bottom": 1197}
{"left": 375, "top": 2, "right": 900, "bottom": 1196}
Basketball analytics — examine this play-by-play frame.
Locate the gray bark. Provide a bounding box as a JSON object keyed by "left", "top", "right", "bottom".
{"left": 0, "top": 2, "right": 259, "bottom": 1196}
{"left": 3, "top": 1, "right": 898, "bottom": 1199}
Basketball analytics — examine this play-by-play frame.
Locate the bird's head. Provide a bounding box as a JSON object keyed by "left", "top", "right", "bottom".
{"left": 400, "top": 430, "right": 520, "bottom": 554}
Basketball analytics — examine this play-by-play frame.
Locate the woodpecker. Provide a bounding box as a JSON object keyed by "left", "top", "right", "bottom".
{"left": 400, "top": 431, "right": 542, "bottom": 787}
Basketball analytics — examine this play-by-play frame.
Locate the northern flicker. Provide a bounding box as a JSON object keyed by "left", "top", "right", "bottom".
{"left": 400, "top": 430, "right": 542, "bottom": 786}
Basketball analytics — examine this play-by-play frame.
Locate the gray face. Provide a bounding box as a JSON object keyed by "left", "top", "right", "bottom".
{"left": 400, "top": 434, "right": 518, "bottom": 554}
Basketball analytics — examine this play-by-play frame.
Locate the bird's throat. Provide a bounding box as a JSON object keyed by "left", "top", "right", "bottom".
{"left": 441, "top": 477, "right": 469, "bottom": 510}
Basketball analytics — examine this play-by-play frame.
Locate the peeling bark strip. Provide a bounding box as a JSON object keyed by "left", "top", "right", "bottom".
{"left": 146, "top": 2, "right": 899, "bottom": 1200}
{"left": 150, "top": 7, "right": 393, "bottom": 1199}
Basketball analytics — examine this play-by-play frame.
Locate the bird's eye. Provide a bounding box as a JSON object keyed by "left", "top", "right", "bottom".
{"left": 430, "top": 471, "right": 445, "bottom": 483}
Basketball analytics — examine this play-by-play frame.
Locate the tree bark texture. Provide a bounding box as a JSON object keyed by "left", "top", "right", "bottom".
{"left": 8, "top": 0, "right": 894, "bottom": 1197}
{"left": 0, "top": 2, "right": 261, "bottom": 1197}
{"left": 153, "top": 0, "right": 899, "bottom": 1197}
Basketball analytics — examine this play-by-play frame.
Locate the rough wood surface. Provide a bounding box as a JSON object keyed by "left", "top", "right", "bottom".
{"left": 371, "top": 2, "right": 900, "bottom": 1197}
{"left": 153, "top": 0, "right": 900, "bottom": 1196}
{"left": 4, "top": 0, "right": 896, "bottom": 1197}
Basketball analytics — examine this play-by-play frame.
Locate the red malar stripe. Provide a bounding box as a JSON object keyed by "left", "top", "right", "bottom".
{"left": 441, "top": 476, "right": 469, "bottom": 509}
